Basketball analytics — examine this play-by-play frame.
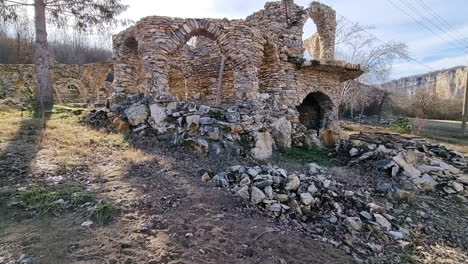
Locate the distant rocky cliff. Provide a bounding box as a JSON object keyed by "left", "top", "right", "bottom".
{"left": 382, "top": 66, "right": 467, "bottom": 99}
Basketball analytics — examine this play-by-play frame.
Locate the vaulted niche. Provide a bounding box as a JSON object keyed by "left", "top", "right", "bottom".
{"left": 297, "top": 92, "right": 333, "bottom": 131}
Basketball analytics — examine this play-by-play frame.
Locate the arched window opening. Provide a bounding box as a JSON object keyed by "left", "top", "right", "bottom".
{"left": 105, "top": 72, "right": 114, "bottom": 83}
{"left": 117, "top": 36, "right": 147, "bottom": 94}
{"left": 302, "top": 19, "right": 319, "bottom": 60}
{"left": 297, "top": 92, "right": 333, "bottom": 131}
{"left": 187, "top": 36, "right": 197, "bottom": 48}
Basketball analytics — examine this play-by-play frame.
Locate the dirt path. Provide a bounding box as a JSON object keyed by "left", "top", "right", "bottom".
{"left": 0, "top": 110, "right": 355, "bottom": 264}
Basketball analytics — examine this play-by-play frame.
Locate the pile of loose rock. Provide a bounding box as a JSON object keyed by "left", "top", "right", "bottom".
{"left": 340, "top": 133, "right": 467, "bottom": 197}
{"left": 204, "top": 163, "right": 414, "bottom": 259}
{"left": 83, "top": 93, "right": 326, "bottom": 161}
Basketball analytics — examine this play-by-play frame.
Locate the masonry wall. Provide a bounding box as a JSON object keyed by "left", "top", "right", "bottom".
{"left": 0, "top": 62, "right": 113, "bottom": 105}
{"left": 111, "top": 0, "right": 362, "bottom": 146}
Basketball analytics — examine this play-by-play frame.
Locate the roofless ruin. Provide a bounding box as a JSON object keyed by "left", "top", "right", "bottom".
{"left": 109, "top": 0, "right": 363, "bottom": 160}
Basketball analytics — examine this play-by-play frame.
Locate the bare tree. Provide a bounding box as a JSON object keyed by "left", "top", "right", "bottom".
{"left": 330, "top": 18, "right": 409, "bottom": 119}
{"left": 0, "top": 0, "right": 127, "bottom": 112}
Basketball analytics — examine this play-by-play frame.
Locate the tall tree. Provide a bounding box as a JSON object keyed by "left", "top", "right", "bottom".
{"left": 331, "top": 17, "right": 409, "bottom": 118}
{"left": 0, "top": 0, "right": 127, "bottom": 111}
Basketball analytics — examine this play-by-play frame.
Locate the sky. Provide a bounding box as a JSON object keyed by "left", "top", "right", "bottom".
{"left": 119, "top": 0, "right": 468, "bottom": 80}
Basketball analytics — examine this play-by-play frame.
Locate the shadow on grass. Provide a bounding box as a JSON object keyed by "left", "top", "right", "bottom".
{"left": 0, "top": 113, "right": 49, "bottom": 187}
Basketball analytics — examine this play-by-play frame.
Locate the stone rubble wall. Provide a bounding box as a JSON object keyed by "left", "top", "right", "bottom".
{"left": 0, "top": 62, "right": 113, "bottom": 105}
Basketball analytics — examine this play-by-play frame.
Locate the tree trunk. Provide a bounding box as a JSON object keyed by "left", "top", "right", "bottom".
{"left": 377, "top": 92, "right": 388, "bottom": 122}
{"left": 33, "top": 0, "right": 53, "bottom": 111}
{"left": 359, "top": 105, "right": 364, "bottom": 124}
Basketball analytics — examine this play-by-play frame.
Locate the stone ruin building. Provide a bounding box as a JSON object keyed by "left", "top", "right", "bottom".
{"left": 108, "top": 0, "right": 363, "bottom": 160}
{"left": 0, "top": 62, "right": 113, "bottom": 106}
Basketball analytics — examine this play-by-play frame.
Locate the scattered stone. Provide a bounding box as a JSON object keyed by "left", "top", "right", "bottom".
{"left": 250, "top": 132, "right": 273, "bottom": 161}
{"left": 393, "top": 189, "right": 414, "bottom": 201}
{"left": 349, "top": 148, "right": 359, "bottom": 157}
{"left": 264, "top": 186, "right": 274, "bottom": 198}
{"left": 307, "top": 183, "right": 318, "bottom": 194}
{"left": 299, "top": 193, "right": 314, "bottom": 205}
{"left": 81, "top": 221, "right": 94, "bottom": 227}
{"left": 125, "top": 104, "right": 148, "bottom": 126}
{"left": 236, "top": 186, "right": 250, "bottom": 200}
{"left": 306, "top": 163, "right": 322, "bottom": 175}
{"left": 272, "top": 117, "right": 292, "bottom": 150}
{"left": 201, "top": 173, "right": 212, "bottom": 182}
{"left": 251, "top": 187, "right": 266, "bottom": 204}
{"left": 413, "top": 174, "right": 437, "bottom": 191}
{"left": 450, "top": 182, "right": 464, "bottom": 193}
{"left": 344, "top": 217, "right": 363, "bottom": 231}
{"left": 184, "top": 138, "right": 209, "bottom": 153}
{"left": 374, "top": 214, "right": 392, "bottom": 231}
{"left": 285, "top": 175, "right": 300, "bottom": 191}
{"left": 388, "top": 231, "right": 405, "bottom": 240}
{"left": 359, "top": 211, "right": 372, "bottom": 220}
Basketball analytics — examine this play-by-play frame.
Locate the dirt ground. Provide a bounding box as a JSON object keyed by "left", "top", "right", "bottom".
{"left": 0, "top": 110, "right": 355, "bottom": 264}
{"left": 1, "top": 109, "right": 467, "bottom": 264}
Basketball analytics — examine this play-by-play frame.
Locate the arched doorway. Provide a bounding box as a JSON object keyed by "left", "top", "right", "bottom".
{"left": 116, "top": 35, "right": 148, "bottom": 94}
{"left": 297, "top": 92, "right": 333, "bottom": 131}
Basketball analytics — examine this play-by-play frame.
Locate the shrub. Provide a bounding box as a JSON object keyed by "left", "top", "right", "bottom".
{"left": 390, "top": 116, "right": 413, "bottom": 134}
{"left": 284, "top": 147, "right": 333, "bottom": 166}
{"left": 91, "top": 202, "right": 119, "bottom": 224}
{"left": 20, "top": 186, "right": 95, "bottom": 215}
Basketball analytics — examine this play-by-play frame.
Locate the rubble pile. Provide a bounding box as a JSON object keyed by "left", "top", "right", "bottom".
{"left": 341, "top": 133, "right": 467, "bottom": 197}
{"left": 205, "top": 163, "right": 413, "bottom": 258}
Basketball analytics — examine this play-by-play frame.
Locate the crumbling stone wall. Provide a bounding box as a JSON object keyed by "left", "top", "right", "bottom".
{"left": 0, "top": 62, "right": 113, "bottom": 105}
{"left": 110, "top": 0, "right": 363, "bottom": 160}
{"left": 303, "top": 33, "right": 323, "bottom": 60}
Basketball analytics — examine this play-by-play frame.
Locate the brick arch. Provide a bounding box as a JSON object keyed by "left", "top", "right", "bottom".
{"left": 53, "top": 78, "right": 85, "bottom": 104}
{"left": 258, "top": 36, "right": 280, "bottom": 93}
{"left": 165, "top": 20, "right": 249, "bottom": 70}
{"left": 296, "top": 90, "right": 339, "bottom": 145}
{"left": 114, "top": 29, "right": 149, "bottom": 94}
{"left": 300, "top": 2, "right": 336, "bottom": 60}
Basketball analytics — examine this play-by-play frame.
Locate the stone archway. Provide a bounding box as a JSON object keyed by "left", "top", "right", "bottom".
{"left": 297, "top": 91, "right": 334, "bottom": 131}
{"left": 53, "top": 78, "right": 85, "bottom": 104}
{"left": 114, "top": 30, "right": 148, "bottom": 94}
{"left": 301, "top": 2, "right": 337, "bottom": 60}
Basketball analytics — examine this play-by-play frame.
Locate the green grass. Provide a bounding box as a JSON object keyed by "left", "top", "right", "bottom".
{"left": 283, "top": 147, "right": 334, "bottom": 166}
{"left": 20, "top": 186, "right": 95, "bottom": 215}
{"left": 91, "top": 202, "right": 120, "bottom": 224}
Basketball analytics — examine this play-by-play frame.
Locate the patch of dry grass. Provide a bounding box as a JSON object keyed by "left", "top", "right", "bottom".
{"left": 0, "top": 108, "right": 149, "bottom": 176}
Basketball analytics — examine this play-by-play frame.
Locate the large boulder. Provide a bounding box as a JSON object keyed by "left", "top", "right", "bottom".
{"left": 124, "top": 104, "right": 148, "bottom": 126}
{"left": 149, "top": 103, "right": 169, "bottom": 132}
{"left": 250, "top": 132, "right": 274, "bottom": 160}
{"left": 272, "top": 117, "right": 292, "bottom": 150}
{"left": 150, "top": 103, "right": 167, "bottom": 124}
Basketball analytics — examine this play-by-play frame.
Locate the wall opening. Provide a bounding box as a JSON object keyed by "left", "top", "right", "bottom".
{"left": 169, "top": 33, "right": 236, "bottom": 105}
{"left": 297, "top": 92, "right": 333, "bottom": 131}
{"left": 302, "top": 19, "right": 319, "bottom": 60}
{"left": 118, "top": 36, "right": 147, "bottom": 94}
